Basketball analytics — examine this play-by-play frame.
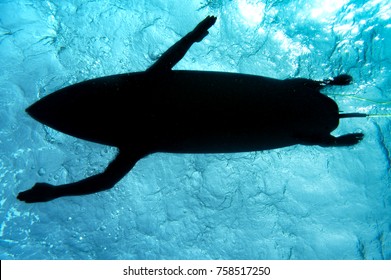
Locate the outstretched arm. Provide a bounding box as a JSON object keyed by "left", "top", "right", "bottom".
{"left": 17, "top": 149, "right": 145, "bottom": 203}
{"left": 147, "top": 15, "right": 217, "bottom": 73}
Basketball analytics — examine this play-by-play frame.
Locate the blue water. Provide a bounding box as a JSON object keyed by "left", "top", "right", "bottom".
{"left": 1, "top": 0, "right": 390, "bottom": 260}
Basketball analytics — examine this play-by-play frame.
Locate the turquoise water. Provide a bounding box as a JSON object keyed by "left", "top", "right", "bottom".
{"left": 0, "top": 0, "right": 390, "bottom": 259}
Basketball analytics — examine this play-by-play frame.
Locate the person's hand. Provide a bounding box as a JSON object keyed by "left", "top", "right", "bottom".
{"left": 189, "top": 16, "right": 217, "bottom": 42}
{"left": 17, "top": 183, "right": 58, "bottom": 203}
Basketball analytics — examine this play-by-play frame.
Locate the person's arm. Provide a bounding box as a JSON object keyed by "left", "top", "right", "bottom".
{"left": 147, "top": 16, "right": 217, "bottom": 73}
{"left": 17, "top": 149, "right": 144, "bottom": 203}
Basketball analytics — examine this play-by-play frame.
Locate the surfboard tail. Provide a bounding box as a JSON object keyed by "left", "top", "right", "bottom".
{"left": 339, "top": 113, "right": 368, "bottom": 119}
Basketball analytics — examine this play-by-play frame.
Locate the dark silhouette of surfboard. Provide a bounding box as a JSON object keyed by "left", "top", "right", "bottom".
{"left": 18, "top": 16, "right": 365, "bottom": 203}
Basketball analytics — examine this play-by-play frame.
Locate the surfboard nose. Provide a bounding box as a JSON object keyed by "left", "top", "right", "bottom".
{"left": 25, "top": 99, "right": 52, "bottom": 125}
{"left": 26, "top": 100, "right": 45, "bottom": 123}
{"left": 25, "top": 94, "right": 65, "bottom": 128}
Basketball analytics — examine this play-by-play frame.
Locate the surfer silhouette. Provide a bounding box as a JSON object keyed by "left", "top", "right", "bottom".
{"left": 18, "top": 16, "right": 365, "bottom": 203}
